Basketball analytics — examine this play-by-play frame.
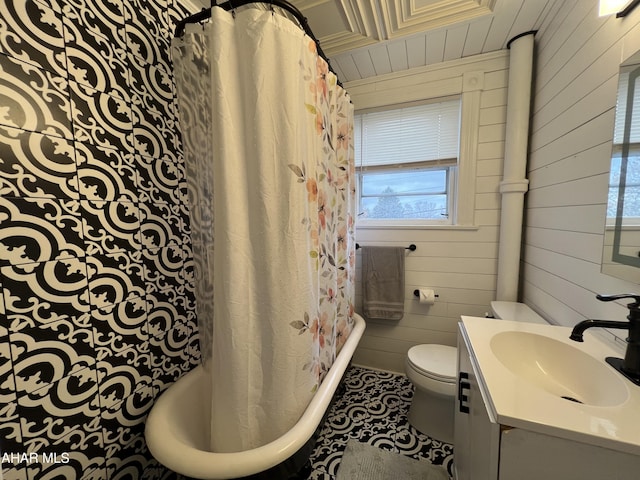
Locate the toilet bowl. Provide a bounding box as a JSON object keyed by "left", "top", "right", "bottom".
{"left": 404, "top": 301, "right": 547, "bottom": 443}
{"left": 405, "top": 344, "right": 457, "bottom": 443}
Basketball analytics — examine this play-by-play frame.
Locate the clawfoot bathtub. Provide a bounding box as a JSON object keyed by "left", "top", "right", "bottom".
{"left": 144, "top": 313, "right": 365, "bottom": 479}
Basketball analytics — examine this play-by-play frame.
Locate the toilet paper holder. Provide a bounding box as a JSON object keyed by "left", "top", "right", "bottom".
{"left": 413, "top": 289, "right": 439, "bottom": 298}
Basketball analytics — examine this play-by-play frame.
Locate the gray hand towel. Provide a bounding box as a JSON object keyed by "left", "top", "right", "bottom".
{"left": 362, "top": 246, "right": 405, "bottom": 321}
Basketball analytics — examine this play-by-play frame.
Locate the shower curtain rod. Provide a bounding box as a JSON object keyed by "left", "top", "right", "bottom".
{"left": 174, "top": 0, "right": 340, "bottom": 84}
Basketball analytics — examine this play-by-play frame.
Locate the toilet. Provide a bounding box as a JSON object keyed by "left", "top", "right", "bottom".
{"left": 404, "top": 301, "right": 547, "bottom": 443}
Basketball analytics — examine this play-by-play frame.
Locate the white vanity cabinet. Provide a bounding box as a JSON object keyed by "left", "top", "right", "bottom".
{"left": 453, "top": 326, "right": 499, "bottom": 480}
{"left": 454, "top": 320, "right": 640, "bottom": 480}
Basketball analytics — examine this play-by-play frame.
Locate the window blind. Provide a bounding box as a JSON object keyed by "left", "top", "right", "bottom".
{"left": 614, "top": 65, "right": 640, "bottom": 146}
{"left": 354, "top": 99, "right": 461, "bottom": 167}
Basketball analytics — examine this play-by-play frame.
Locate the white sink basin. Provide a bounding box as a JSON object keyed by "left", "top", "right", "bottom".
{"left": 490, "top": 331, "right": 629, "bottom": 407}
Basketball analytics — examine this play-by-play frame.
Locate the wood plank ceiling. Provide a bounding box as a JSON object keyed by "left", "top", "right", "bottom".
{"left": 289, "top": 0, "right": 564, "bottom": 83}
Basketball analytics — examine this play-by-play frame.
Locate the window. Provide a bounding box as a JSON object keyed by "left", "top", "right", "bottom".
{"left": 355, "top": 98, "right": 461, "bottom": 225}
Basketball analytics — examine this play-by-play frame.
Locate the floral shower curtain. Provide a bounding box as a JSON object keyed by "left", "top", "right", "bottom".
{"left": 172, "top": 5, "right": 355, "bottom": 452}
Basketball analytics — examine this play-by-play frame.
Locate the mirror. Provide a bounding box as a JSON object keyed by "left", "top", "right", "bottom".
{"left": 602, "top": 51, "right": 640, "bottom": 283}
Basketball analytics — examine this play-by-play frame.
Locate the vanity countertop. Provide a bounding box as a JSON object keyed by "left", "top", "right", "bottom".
{"left": 460, "top": 316, "right": 640, "bottom": 456}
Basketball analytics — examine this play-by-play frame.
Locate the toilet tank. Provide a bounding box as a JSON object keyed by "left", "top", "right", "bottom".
{"left": 491, "top": 301, "right": 548, "bottom": 324}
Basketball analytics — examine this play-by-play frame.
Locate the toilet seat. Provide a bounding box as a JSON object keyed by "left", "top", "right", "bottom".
{"left": 407, "top": 344, "right": 457, "bottom": 383}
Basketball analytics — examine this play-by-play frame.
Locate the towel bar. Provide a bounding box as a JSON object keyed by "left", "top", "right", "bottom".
{"left": 356, "top": 243, "right": 416, "bottom": 251}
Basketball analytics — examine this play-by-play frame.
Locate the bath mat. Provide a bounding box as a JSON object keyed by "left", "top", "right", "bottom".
{"left": 336, "top": 440, "right": 449, "bottom": 480}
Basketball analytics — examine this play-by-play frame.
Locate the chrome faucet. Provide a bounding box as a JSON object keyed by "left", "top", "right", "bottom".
{"left": 570, "top": 293, "right": 640, "bottom": 383}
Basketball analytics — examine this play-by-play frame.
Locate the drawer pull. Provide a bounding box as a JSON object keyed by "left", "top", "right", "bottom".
{"left": 458, "top": 371, "right": 470, "bottom": 414}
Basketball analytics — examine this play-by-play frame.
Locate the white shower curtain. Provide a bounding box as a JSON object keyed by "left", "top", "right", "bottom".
{"left": 172, "top": 5, "right": 355, "bottom": 452}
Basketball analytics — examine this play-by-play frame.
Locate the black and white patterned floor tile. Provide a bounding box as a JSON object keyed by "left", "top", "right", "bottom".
{"left": 307, "top": 365, "right": 454, "bottom": 480}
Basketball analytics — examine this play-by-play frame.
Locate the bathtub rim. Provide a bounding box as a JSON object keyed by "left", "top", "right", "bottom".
{"left": 144, "top": 312, "right": 366, "bottom": 479}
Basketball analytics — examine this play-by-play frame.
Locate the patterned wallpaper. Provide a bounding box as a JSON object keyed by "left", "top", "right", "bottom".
{"left": 0, "top": 0, "right": 200, "bottom": 478}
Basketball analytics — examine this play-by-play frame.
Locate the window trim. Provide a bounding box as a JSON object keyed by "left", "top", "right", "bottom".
{"left": 456, "top": 73, "right": 482, "bottom": 227}
{"left": 353, "top": 97, "right": 462, "bottom": 226}
{"left": 349, "top": 70, "right": 482, "bottom": 228}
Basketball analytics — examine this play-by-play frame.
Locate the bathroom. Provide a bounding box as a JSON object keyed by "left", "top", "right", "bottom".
{"left": 1, "top": 0, "right": 639, "bottom": 479}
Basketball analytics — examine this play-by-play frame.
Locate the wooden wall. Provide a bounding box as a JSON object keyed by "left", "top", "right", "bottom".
{"left": 345, "top": 51, "right": 509, "bottom": 372}
{"left": 524, "top": 0, "right": 640, "bottom": 349}
{"left": 343, "top": 0, "right": 640, "bottom": 371}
